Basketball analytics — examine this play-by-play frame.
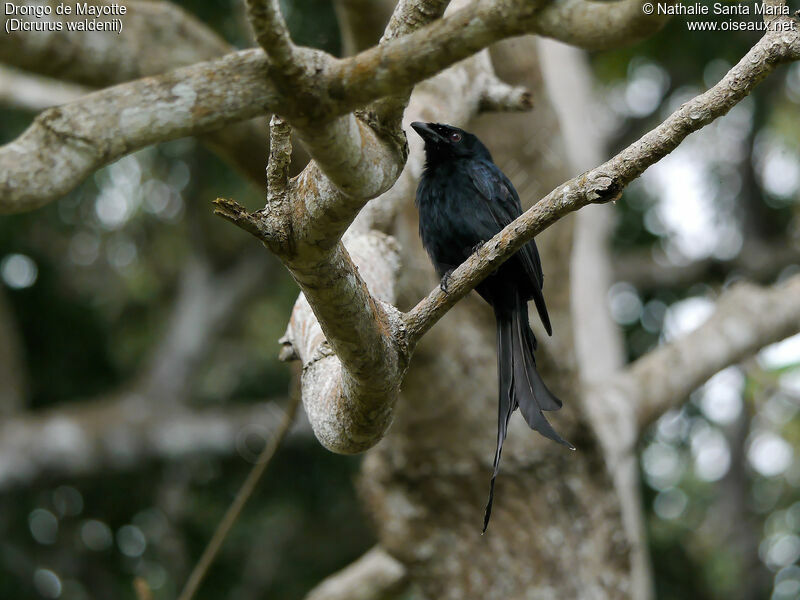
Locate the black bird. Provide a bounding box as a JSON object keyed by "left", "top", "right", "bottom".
{"left": 411, "top": 122, "right": 573, "bottom": 532}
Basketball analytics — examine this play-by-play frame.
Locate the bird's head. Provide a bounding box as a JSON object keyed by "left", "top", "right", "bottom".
{"left": 410, "top": 122, "right": 492, "bottom": 164}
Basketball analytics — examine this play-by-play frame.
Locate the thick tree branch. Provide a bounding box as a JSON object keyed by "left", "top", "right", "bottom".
{"left": 217, "top": 200, "right": 407, "bottom": 453}
{"left": 0, "top": 0, "right": 669, "bottom": 213}
{"left": 534, "top": 0, "right": 673, "bottom": 50}
{"left": 630, "top": 273, "right": 800, "bottom": 430}
{"left": 327, "top": 0, "right": 669, "bottom": 110}
{"left": 220, "top": 47, "right": 528, "bottom": 454}
{"left": 0, "top": 49, "right": 279, "bottom": 213}
{"left": 0, "top": 1, "right": 274, "bottom": 187}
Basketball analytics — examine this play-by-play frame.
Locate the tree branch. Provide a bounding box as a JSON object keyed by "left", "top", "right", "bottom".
{"left": 0, "top": 66, "right": 87, "bottom": 112}
{"left": 0, "top": 0, "right": 670, "bottom": 213}
{"left": 327, "top": 0, "right": 669, "bottom": 111}
{"left": 220, "top": 47, "right": 529, "bottom": 454}
{"left": 0, "top": 49, "right": 279, "bottom": 213}
{"left": 613, "top": 238, "right": 800, "bottom": 292}
{"left": 630, "top": 273, "right": 800, "bottom": 430}
{"left": 0, "top": 396, "right": 304, "bottom": 490}
{"left": 304, "top": 547, "right": 408, "bottom": 600}
{"left": 0, "top": 1, "right": 275, "bottom": 187}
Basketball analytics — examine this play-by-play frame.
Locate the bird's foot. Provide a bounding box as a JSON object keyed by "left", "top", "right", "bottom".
{"left": 470, "top": 241, "right": 486, "bottom": 255}
{"left": 439, "top": 269, "right": 455, "bottom": 294}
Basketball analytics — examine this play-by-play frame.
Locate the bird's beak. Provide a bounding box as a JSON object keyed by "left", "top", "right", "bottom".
{"left": 411, "top": 121, "right": 445, "bottom": 144}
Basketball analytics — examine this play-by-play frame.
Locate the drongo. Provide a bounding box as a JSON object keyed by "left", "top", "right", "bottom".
{"left": 412, "top": 122, "right": 573, "bottom": 532}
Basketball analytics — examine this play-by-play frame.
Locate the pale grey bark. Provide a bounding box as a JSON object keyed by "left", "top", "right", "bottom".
{"left": 0, "top": 66, "right": 88, "bottom": 111}
{"left": 304, "top": 547, "right": 408, "bottom": 600}
{"left": 0, "top": 1, "right": 274, "bottom": 186}
{"left": 629, "top": 273, "right": 800, "bottom": 430}
{"left": 0, "top": 49, "right": 279, "bottom": 213}
{"left": 0, "top": 0, "right": 671, "bottom": 214}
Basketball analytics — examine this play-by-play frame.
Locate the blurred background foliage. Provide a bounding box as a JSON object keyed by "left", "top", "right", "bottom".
{"left": 0, "top": 1, "right": 798, "bottom": 599}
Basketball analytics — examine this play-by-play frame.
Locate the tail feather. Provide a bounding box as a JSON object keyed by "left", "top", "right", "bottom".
{"left": 484, "top": 304, "right": 573, "bottom": 532}
{"left": 530, "top": 288, "right": 552, "bottom": 337}
{"left": 512, "top": 308, "right": 573, "bottom": 448}
{"left": 484, "top": 315, "right": 515, "bottom": 533}
{"left": 517, "top": 309, "right": 562, "bottom": 412}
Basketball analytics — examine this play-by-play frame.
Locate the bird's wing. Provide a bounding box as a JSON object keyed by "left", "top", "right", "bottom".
{"left": 466, "top": 161, "right": 552, "bottom": 335}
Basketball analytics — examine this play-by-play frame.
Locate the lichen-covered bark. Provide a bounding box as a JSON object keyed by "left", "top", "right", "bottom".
{"left": 0, "top": 0, "right": 671, "bottom": 214}
{"left": 0, "top": 50, "right": 279, "bottom": 213}
{"left": 0, "top": 0, "right": 274, "bottom": 186}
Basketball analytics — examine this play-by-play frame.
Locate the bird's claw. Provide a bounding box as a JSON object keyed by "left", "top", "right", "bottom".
{"left": 440, "top": 269, "right": 455, "bottom": 294}
{"left": 471, "top": 241, "right": 486, "bottom": 255}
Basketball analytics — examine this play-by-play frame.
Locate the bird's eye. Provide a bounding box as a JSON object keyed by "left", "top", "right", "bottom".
{"left": 449, "top": 132, "right": 462, "bottom": 142}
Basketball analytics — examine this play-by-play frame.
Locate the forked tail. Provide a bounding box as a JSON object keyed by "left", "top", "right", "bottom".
{"left": 483, "top": 303, "right": 573, "bottom": 532}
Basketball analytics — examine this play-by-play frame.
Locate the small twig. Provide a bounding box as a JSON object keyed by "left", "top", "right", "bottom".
{"left": 176, "top": 393, "right": 301, "bottom": 600}
{"left": 245, "top": 0, "right": 296, "bottom": 70}
{"left": 212, "top": 197, "right": 268, "bottom": 239}
{"left": 266, "top": 115, "right": 292, "bottom": 211}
